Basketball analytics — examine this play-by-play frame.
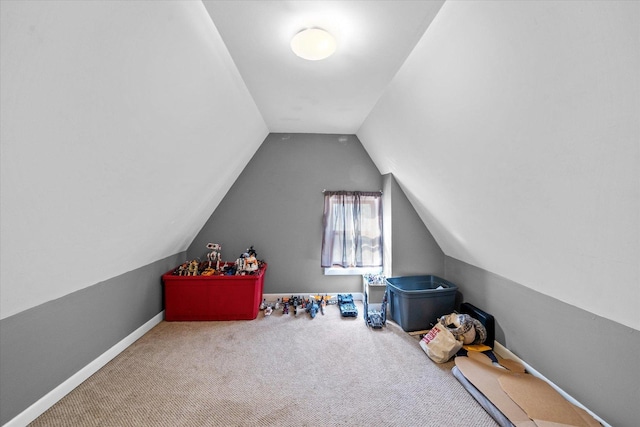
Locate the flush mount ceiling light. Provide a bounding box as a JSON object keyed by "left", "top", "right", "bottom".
{"left": 290, "top": 28, "right": 337, "bottom": 61}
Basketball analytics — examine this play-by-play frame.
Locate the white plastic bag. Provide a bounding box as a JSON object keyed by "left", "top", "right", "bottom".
{"left": 440, "top": 313, "right": 476, "bottom": 345}
{"left": 419, "top": 323, "right": 463, "bottom": 363}
{"left": 439, "top": 312, "right": 487, "bottom": 345}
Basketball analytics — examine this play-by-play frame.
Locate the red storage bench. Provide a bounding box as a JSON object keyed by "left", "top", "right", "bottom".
{"left": 162, "top": 263, "right": 267, "bottom": 321}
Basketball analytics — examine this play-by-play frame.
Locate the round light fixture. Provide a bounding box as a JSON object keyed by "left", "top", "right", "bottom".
{"left": 290, "top": 28, "right": 337, "bottom": 61}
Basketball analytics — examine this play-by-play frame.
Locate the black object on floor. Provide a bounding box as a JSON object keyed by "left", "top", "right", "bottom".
{"left": 460, "top": 302, "right": 495, "bottom": 348}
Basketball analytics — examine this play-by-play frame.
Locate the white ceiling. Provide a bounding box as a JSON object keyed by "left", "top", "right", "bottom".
{"left": 202, "top": 0, "right": 445, "bottom": 134}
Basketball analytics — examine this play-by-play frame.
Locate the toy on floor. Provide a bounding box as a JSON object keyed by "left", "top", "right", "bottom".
{"left": 294, "top": 297, "right": 306, "bottom": 317}
{"left": 306, "top": 298, "right": 320, "bottom": 318}
{"left": 324, "top": 295, "right": 337, "bottom": 305}
{"left": 364, "top": 288, "right": 387, "bottom": 329}
{"left": 338, "top": 294, "right": 358, "bottom": 317}
{"left": 318, "top": 295, "right": 327, "bottom": 315}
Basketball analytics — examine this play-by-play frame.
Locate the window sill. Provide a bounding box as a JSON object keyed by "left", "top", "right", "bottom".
{"left": 324, "top": 267, "right": 383, "bottom": 276}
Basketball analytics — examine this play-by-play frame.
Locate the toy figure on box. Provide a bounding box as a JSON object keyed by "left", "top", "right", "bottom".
{"left": 187, "top": 260, "right": 199, "bottom": 276}
{"left": 201, "top": 267, "right": 216, "bottom": 276}
{"left": 174, "top": 262, "right": 189, "bottom": 276}
{"left": 206, "top": 243, "right": 222, "bottom": 271}
{"left": 235, "top": 246, "right": 259, "bottom": 275}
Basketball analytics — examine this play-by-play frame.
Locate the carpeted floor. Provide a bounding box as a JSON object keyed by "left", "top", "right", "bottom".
{"left": 30, "top": 303, "right": 498, "bottom": 426}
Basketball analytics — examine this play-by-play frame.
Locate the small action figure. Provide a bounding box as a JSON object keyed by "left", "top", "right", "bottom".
{"left": 206, "top": 243, "right": 222, "bottom": 271}
{"left": 174, "top": 262, "right": 189, "bottom": 276}
{"left": 187, "top": 260, "right": 199, "bottom": 276}
{"left": 235, "top": 246, "right": 259, "bottom": 275}
{"left": 306, "top": 298, "right": 320, "bottom": 318}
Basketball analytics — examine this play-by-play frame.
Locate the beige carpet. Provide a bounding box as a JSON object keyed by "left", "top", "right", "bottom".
{"left": 30, "top": 303, "right": 498, "bottom": 426}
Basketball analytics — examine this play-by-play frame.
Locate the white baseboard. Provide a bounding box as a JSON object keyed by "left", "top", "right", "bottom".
{"left": 4, "top": 312, "right": 165, "bottom": 427}
{"left": 493, "top": 341, "right": 609, "bottom": 427}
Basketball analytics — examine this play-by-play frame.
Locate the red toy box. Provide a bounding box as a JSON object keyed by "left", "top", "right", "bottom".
{"left": 162, "top": 263, "right": 267, "bottom": 321}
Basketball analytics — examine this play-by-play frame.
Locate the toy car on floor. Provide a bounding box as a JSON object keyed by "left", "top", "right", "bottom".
{"left": 338, "top": 294, "right": 358, "bottom": 317}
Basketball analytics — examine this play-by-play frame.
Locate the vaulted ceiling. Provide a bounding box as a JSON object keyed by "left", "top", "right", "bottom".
{"left": 2, "top": 1, "right": 637, "bottom": 331}
{"left": 202, "top": 0, "right": 445, "bottom": 134}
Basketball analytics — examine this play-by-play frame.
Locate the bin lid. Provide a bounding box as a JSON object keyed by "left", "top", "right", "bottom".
{"left": 386, "top": 275, "right": 457, "bottom": 293}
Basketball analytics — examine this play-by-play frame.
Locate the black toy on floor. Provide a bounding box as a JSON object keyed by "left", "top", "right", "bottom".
{"left": 337, "top": 294, "right": 358, "bottom": 317}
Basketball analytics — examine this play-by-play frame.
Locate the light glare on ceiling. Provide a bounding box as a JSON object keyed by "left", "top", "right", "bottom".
{"left": 290, "top": 28, "right": 336, "bottom": 61}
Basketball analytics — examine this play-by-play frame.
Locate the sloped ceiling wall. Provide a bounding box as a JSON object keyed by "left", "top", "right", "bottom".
{"left": 358, "top": 0, "right": 639, "bottom": 330}
{"left": 0, "top": 1, "right": 268, "bottom": 319}
{"left": 3, "top": 0, "right": 637, "bottom": 332}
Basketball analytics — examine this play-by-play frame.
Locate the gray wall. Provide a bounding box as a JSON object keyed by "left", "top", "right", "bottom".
{"left": 0, "top": 253, "right": 184, "bottom": 425}
{"left": 188, "top": 134, "right": 444, "bottom": 294}
{"left": 444, "top": 256, "right": 639, "bottom": 427}
{"left": 384, "top": 173, "right": 444, "bottom": 277}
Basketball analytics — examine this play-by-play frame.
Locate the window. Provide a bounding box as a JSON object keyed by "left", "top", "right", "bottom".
{"left": 321, "top": 191, "right": 383, "bottom": 274}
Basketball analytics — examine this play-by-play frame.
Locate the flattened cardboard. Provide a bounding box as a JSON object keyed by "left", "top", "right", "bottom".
{"left": 466, "top": 351, "right": 496, "bottom": 366}
{"left": 533, "top": 421, "right": 582, "bottom": 427}
{"left": 498, "top": 358, "right": 526, "bottom": 373}
{"left": 532, "top": 419, "right": 599, "bottom": 427}
{"left": 466, "top": 350, "right": 525, "bottom": 373}
{"left": 455, "top": 356, "right": 533, "bottom": 425}
{"left": 499, "top": 374, "right": 601, "bottom": 427}
{"left": 456, "top": 355, "right": 601, "bottom": 427}
{"left": 571, "top": 407, "right": 602, "bottom": 427}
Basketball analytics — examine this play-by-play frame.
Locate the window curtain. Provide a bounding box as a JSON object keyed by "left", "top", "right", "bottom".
{"left": 321, "top": 191, "right": 383, "bottom": 268}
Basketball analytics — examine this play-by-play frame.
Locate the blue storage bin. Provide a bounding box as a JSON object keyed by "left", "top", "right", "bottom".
{"left": 385, "top": 275, "right": 457, "bottom": 332}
